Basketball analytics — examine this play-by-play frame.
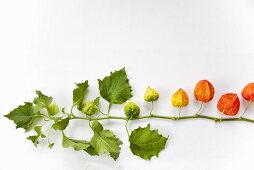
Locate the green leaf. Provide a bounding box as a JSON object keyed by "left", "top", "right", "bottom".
{"left": 33, "top": 90, "right": 52, "bottom": 106}
{"left": 52, "top": 117, "right": 69, "bottom": 130}
{"left": 33, "top": 90, "right": 52, "bottom": 112}
{"left": 5, "top": 102, "right": 42, "bottom": 131}
{"left": 48, "top": 142, "right": 54, "bottom": 149}
{"left": 91, "top": 120, "right": 103, "bottom": 132}
{"left": 84, "top": 145, "right": 98, "bottom": 156}
{"left": 110, "top": 152, "right": 120, "bottom": 161}
{"left": 27, "top": 135, "right": 40, "bottom": 146}
{"left": 27, "top": 126, "right": 46, "bottom": 147}
{"left": 98, "top": 68, "right": 132, "bottom": 104}
{"left": 62, "top": 132, "right": 90, "bottom": 151}
{"left": 73, "top": 80, "right": 89, "bottom": 110}
{"left": 129, "top": 124, "right": 168, "bottom": 160}
{"left": 93, "top": 97, "right": 100, "bottom": 107}
{"left": 34, "top": 126, "right": 46, "bottom": 138}
{"left": 90, "top": 121, "right": 123, "bottom": 160}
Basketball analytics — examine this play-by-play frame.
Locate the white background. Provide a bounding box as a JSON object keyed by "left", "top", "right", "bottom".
{"left": 0, "top": 0, "right": 254, "bottom": 169}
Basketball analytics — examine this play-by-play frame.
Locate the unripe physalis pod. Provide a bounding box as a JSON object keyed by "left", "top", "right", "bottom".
{"left": 144, "top": 86, "right": 159, "bottom": 102}
{"left": 81, "top": 101, "right": 97, "bottom": 116}
{"left": 217, "top": 93, "right": 240, "bottom": 116}
{"left": 194, "top": 80, "right": 215, "bottom": 103}
{"left": 124, "top": 102, "right": 140, "bottom": 118}
{"left": 47, "top": 103, "right": 59, "bottom": 116}
{"left": 171, "top": 88, "right": 189, "bottom": 107}
{"left": 241, "top": 83, "right": 254, "bottom": 102}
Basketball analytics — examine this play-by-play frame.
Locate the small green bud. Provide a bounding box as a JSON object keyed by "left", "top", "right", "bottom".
{"left": 81, "top": 101, "right": 97, "bottom": 116}
{"left": 144, "top": 86, "right": 159, "bottom": 102}
{"left": 124, "top": 102, "right": 140, "bottom": 118}
{"left": 47, "top": 103, "right": 59, "bottom": 116}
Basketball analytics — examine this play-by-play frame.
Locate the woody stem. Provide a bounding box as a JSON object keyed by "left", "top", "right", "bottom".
{"left": 70, "top": 113, "right": 254, "bottom": 123}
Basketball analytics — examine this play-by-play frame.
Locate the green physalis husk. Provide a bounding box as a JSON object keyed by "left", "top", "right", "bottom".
{"left": 47, "top": 103, "right": 59, "bottom": 116}
{"left": 81, "top": 101, "right": 97, "bottom": 116}
{"left": 144, "top": 86, "right": 159, "bottom": 102}
{"left": 124, "top": 102, "right": 140, "bottom": 118}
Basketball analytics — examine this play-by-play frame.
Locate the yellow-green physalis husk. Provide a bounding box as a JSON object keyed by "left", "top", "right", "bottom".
{"left": 144, "top": 86, "right": 159, "bottom": 102}
{"left": 171, "top": 88, "right": 189, "bottom": 107}
{"left": 47, "top": 103, "right": 59, "bottom": 116}
{"left": 124, "top": 102, "right": 140, "bottom": 118}
{"left": 81, "top": 101, "right": 97, "bottom": 116}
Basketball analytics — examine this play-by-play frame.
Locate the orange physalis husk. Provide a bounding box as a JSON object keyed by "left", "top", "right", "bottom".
{"left": 171, "top": 88, "right": 189, "bottom": 107}
{"left": 194, "top": 80, "right": 215, "bottom": 103}
{"left": 217, "top": 93, "right": 240, "bottom": 116}
{"left": 241, "top": 83, "right": 254, "bottom": 102}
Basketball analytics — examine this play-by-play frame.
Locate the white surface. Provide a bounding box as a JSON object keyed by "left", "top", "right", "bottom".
{"left": 0, "top": 0, "right": 254, "bottom": 169}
